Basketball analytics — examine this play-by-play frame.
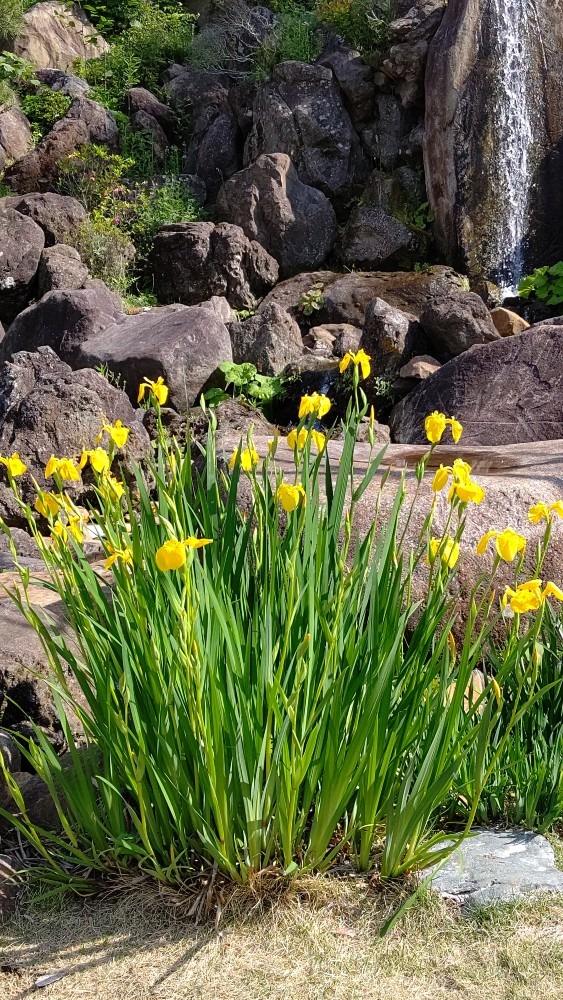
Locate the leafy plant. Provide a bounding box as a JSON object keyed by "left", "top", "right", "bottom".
{"left": 0, "top": 0, "right": 27, "bottom": 42}
{"left": 219, "top": 361, "right": 290, "bottom": 407}
{"left": 315, "top": 0, "right": 392, "bottom": 53}
{"left": 57, "top": 144, "right": 134, "bottom": 212}
{"left": 0, "top": 51, "right": 37, "bottom": 89}
{"left": 21, "top": 88, "right": 72, "bottom": 143}
{"left": 299, "top": 284, "right": 324, "bottom": 317}
{"left": 518, "top": 262, "right": 563, "bottom": 306}
{"left": 253, "top": 1, "right": 322, "bottom": 80}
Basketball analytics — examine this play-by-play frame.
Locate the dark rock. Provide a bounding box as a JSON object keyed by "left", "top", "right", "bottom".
{"left": 151, "top": 221, "right": 278, "bottom": 310}
{"left": 420, "top": 291, "right": 500, "bottom": 361}
{"left": 0, "top": 107, "right": 33, "bottom": 169}
{"left": 389, "top": 325, "right": 563, "bottom": 445}
{"left": 228, "top": 80, "right": 257, "bottom": 135}
{"left": 131, "top": 110, "right": 169, "bottom": 164}
{"left": 64, "top": 96, "right": 118, "bottom": 148}
{"left": 10, "top": 192, "right": 87, "bottom": 246}
{"left": 383, "top": 0, "right": 446, "bottom": 107}
{"left": 361, "top": 297, "right": 425, "bottom": 377}
{"left": 331, "top": 324, "right": 362, "bottom": 357}
{"left": 35, "top": 68, "right": 91, "bottom": 98}
{"left": 340, "top": 206, "right": 413, "bottom": 268}
{"left": 244, "top": 61, "right": 369, "bottom": 201}
{"left": 0, "top": 731, "right": 21, "bottom": 772}
{"left": 37, "top": 244, "right": 89, "bottom": 294}
{"left": 76, "top": 304, "right": 233, "bottom": 411}
{"left": 126, "top": 86, "right": 174, "bottom": 134}
{"left": 1, "top": 771, "right": 60, "bottom": 830}
{"left": 360, "top": 94, "right": 403, "bottom": 171}
{"left": 0, "top": 208, "right": 44, "bottom": 324}
{"left": 216, "top": 153, "right": 337, "bottom": 277}
{"left": 186, "top": 107, "right": 241, "bottom": 202}
{"left": 260, "top": 266, "right": 470, "bottom": 328}
{"left": 318, "top": 43, "right": 375, "bottom": 129}
{"left": 164, "top": 67, "right": 231, "bottom": 118}
{"left": 230, "top": 302, "right": 303, "bottom": 374}
{"left": 2, "top": 283, "right": 122, "bottom": 363}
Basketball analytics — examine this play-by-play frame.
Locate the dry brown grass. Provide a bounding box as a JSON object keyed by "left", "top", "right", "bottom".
{"left": 1, "top": 870, "right": 563, "bottom": 1000}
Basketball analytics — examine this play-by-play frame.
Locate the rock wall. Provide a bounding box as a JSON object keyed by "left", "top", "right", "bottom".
{"left": 424, "top": 0, "right": 563, "bottom": 282}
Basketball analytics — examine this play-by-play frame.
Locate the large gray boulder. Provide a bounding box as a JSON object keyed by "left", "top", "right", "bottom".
{"left": 151, "top": 221, "right": 278, "bottom": 310}
{"left": 186, "top": 107, "right": 241, "bottom": 202}
{"left": 0, "top": 346, "right": 149, "bottom": 523}
{"left": 340, "top": 206, "right": 413, "bottom": 269}
{"left": 0, "top": 108, "right": 33, "bottom": 172}
{"left": 9, "top": 192, "right": 87, "bottom": 246}
{"left": 37, "top": 244, "right": 89, "bottom": 294}
{"left": 76, "top": 304, "right": 233, "bottom": 411}
{"left": 245, "top": 61, "right": 369, "bottom": 201}
{"left": 0, "top": 208, "right": 45, "bottom": 324}
{"left": 390, "top": 325, "right": 563, "bottom": 445}
{"left": 230, "top": 302, "right": 304, "bottom": 375}
{"left": 360, "top": 297, "right": 425, "bottom": 378}
{"left": 1, "top": 283, "right": 123, "bottom": 362}
{"left": 318, "top": 43, "right": 375, "bottom": 130}
{"left": 420, "top": 290, "right": 501, "bottom": 361}
{"left": 11, "top": 1, "right": 109, "bottom": 70}
{"left": 216, "top": 153, "right": 337, "bottom": 277}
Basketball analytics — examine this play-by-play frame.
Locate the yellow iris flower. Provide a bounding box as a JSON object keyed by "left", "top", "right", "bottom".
{"left": 137, "top": 376, "right": 169, "bottom": 406}
{"left": 298, "top": 392, "right": 332, "bottom": 419}
{"left": 229, "top": 446, "right": 259, "bottom": 472}
{"left": 424, "top": 411, "right": 463, "bottom": 445}
{"left": 79, "top": 448, "right": 111, "bottom": 474}
{"left": 276, "top": 483, "right": 306, "bottom": 512}
{"left": 45, "top": 456, "right": 81, "bottom": 482}
{"left": 155, "top": 536, "right": 213, "bottom": 571}
{"left": 528, "top": 501, "right": 563, "bottom": 524}
{"left": 96, "top": 419, "right": 130, "bottom": 448}
{"left": 427, "top": 535, "right": 460, "bottom": 570}
{"left": 339, "top": 349, "right": 371, "bottom": 380}
{"left": 476, "top": 528, "right": 526, "bottom": 563}
{"left": 0, "top": 452, "right": 27, "bottom": 476}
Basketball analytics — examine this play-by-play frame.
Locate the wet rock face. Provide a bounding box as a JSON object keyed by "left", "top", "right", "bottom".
{"left": 389, "top": 325, "right": 563, "bottom": 445}
{"left": 425, "top": 0, "right": 563, "bottom": 279}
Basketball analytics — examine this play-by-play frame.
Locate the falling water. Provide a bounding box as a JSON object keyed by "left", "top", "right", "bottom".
{"left": 487, "top": 0, "right": 535, "bottom": 293}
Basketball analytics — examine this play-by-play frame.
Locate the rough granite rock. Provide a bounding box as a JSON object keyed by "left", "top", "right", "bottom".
{"left": 491, "top": 307, "right": 530, "bottom": 337}
{"left": 0, "top": 107, "right": 33, "bottom": 170}
{"left": 151, "top": 221, "right": 278, "bottom": 310}
{"left": 230, "top": 302, "right": 304, "bottom": 374}
{"left": 340, "top": 205, "right": 414, "bottom": 268}
{"left": 399, "top": 354, "right": 441, "bottom": 379}
{"left": 419, "top": 290, "right": 501, "bottom": 360}
{"left": 10, "top": 192, "right": 87, "bottom": 246}
{"left": 12, "top": 1, "right": 109, "bottom": 70}
{"left": 35, "top": 68, "right": 91, "bottom": 98}
{"left": 382, "top": 0, "right": 446, "bottom": 106}
{"left": 2, "top": 282, "right": 123, "bottom": 362}
{"left": 37, "top": 244, "right": 89, "bottom": 294}
{"left": 360, "top": 93, "right": 403, "bottom": 171}
{"left": 126, "top": 87, "right": 175, "bottom": 134}
{"left": 244, "top": 60, "right": 369, "bottom": 201}
{"left": 0, "top": 208, "right": 45, "bottom": 324}
{"left": 76, "top": 304, "right": 233, "bottom": 411}
{"left": 0, "top": 346, "right": 149, "bottom": 522}
{"left": 427, "top": 829, "right": 563, "bottom": 909}
{"left": 216, "top": 153, "right": 337, "bottom": 277}
{"left": 186, "top": 107, "right": 241, "bottom": 202}
{"left": 131, "top": 110, "right": 169, "bottom": 164}
{"left": 318, "top": 42, "right": 375, "bottom": 130}
{"left": 164, "top": 66, "right": 231, "bottom": 118}
{"left": 389, "top": 325, "right": 563, "bottom": 445}
{"left": 360, "top": 297, "right": 425, "bottom": 377}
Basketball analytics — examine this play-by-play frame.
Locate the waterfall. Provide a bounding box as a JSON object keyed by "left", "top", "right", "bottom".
{"left": 487, "top": 0, "right": 535, "bottom": 292}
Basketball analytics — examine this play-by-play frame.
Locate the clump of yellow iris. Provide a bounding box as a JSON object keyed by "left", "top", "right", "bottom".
{"left": 229, "top": 445, "right": 259, "bottom": 472}
{"left": 104, "top": 544, "right": 133, "bottom": 570}
{"left": 287, "top": 427, "right": 326, "bottom": 452}
{"left": 425, "top": 411, "right": 463, "bottom": 445}
{"left": 427, "top": 535, "right": 460, "bottom": 569}
{"left": 298, "top": 392, "right": 332, "bottom": 419}
{"left": 502, "top": 579, "right": 563, "bottom": 615}
{"left": 35, "top": 491, "right": 66, "bottom": 518}
{"left": 276, "top": 482, "right": 306, "bottom": 512}
{"left": 476, "top": 528, "right": 526, "bottom": 562}
{"left": 96, "top": 419, "right": 130, "bottom": 448}
{"left": 0, "top": 452, "right": 27, "bottom": 477}
{"left": 432, "top": 458, "right": 485, "bottom": 505}
{"left": 79, "top": 447, "right": 111, "bottom": 474}
{"left": 138, "top": 376, "right": 169, "bottom": 406}
{"left": 528, "top": 501, "right": 563, "bottom": 524}
{"left": 155, "top": 536, "right": 213, "bottom": 571}
{"left": 339, "top": 350, "right": 371, "bottom": 380}
{"left": 45, "top": 456, "right": 81, "bottom": 482}
{"left": 51, "top": 514, "right": 86, "bottom": 545}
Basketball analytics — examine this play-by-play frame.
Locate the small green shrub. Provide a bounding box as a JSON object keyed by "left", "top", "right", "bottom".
{"left": 218, "top": 361, "right": 291, "bottom": 408}
{"left": 126, "top": 177, "right": 204, "bottom": 262}
{"left": 0, "top": 50, "right": 36, "bottom": 89}
{"left": 21, "top": 88, "right": 72, "bottom": 143}
{"left": 57, "top": 144, "right": 134, "bottom": 212}
{"left": 74, "top": 213, "right": 135, "bottom": 293}
{"left": 315, "top": 0, "right": 392, "bottom": 53}
{"left": 253, "top": 1, "right": 322, "bottom": 80}
{"left": 0, "top": 0, "right": 26, "bottom": 42}
{"left": 299, "top": 284, "right": 324, "bottom": 317}
{"left": 518, "top": 262, "right": 563, "bottom": 306}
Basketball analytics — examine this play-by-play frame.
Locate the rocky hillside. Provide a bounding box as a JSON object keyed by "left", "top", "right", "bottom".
{"left": 0, "top": 0, "right": 561, "bottom": 475}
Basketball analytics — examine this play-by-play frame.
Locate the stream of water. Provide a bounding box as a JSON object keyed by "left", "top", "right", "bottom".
{"left": 487, "top": 0, "right": 535, "bottom": 293}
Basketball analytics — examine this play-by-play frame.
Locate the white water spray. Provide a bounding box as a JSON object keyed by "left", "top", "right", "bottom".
{"left": 487, "top": 0, "right": 535, "bottom": 293}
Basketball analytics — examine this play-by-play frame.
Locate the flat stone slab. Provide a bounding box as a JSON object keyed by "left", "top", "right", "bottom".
{"left": 428, "top": 829, "right": 563, "bottom": 909}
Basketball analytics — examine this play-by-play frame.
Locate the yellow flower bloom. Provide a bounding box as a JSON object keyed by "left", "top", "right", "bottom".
{"left": 34, "top": 492, "right": 62, "bottom": 518}
{"left": 229, "top": 446, "right": 259, "bottom": 472}
{"left": 339, "top": 349, "right": 371, "bottom": 380}
{"left": 0, "top": 452, "right": 26, "bottom": 476}
{"left": 102, "top": 472, "right": 125, "bottom": 501}
{"left": 104, "top": 544, "right": 133, "bottom": 570}
{"left": 79, "top": 448, "right": 111, "bottom": 474}
{"left": 287, "top": 428, "right": 308, "bottom": 450}
{"left": 502, "top": 581, "right": 542, "bottom": 615}
{"left": 155, "top": 536, "right": 212, "bottom": 571}
{"left": 542, "top": 581, "right": 563, "bottom": 602}
{"left": 276, "top": 482, "right": 306, "bottom": 512}
{"left": 449, "top": 418, "right": 463, "bottom": 444}
{"left": 45, "top": 456, "right": 81, "bottom": 482}
{"left": 452, "top": 477, "right": 486, "bottom": 505}
{"left": 298, "top": 392, "right": 332, "bottom": 419}
{"left": 491, "top": 678, "right": 502, "bottom": 705}
{"left": 137, "top": 376, "right": 169, "bottom": 406}
{"left": 310, "top": 429, "right": 326, "bottom": 452}
{"left": 96, "top": 419, "right": 130, "bottom": 448}
{"left": 428, "top": 535, "right": 460, "bottom": 570}
{"left": 528, "top": 501, "right": 563, "bottom": 524}
{"left": 432, "top": 465, "right": 450, "bottom": 492}
{"left": 424, "top": 411, "right": 463, "bottom": 445}
{"left": 51, "top": 515, "right": 84, "bottom": 545}
{"left": 476, "top": 528, "right": 526, "bottom": 562}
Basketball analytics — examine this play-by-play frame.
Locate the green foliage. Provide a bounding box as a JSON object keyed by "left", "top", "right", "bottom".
{"left": 314, "top": 0, "right": 393, "bottom": 54}
{"left": 253, "top": 1, "right": 322, "bottom": 80}
{"left": 299, "top": 284, "right": 324, "bottom": 317}
{"left": 0, "top": 50, "right": 36, "bottom": 88}
{"left": 518, "top": 262, "right": 563, "bottom": 306}
{"left": 0, "top": 78, "right": 15, "bottom": 110}
{"left": 21, "top": 88, "right": 72, "bottom": 143}
{"left": 126, "top": 177, "right": 204, "bottom": 261}
{"left": 81, "top": 0, "right": 146, "bottom": 36}
{"left": 0, "top": 393, "right": 556, "bottom": 892}
{"left": 75, "top": 213, "right": 134, "bottom": 294}
{"left": 218, "top": 361, "right": 290, "bottom": 408}
{"left": 57, "top": 144, "right": 134, "bottom": 212}
{"left": 81, "top": 1, "right": 195, "bottom": 100}
{"left": 0, "top": 0, "right": 26, "bottom": 42}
